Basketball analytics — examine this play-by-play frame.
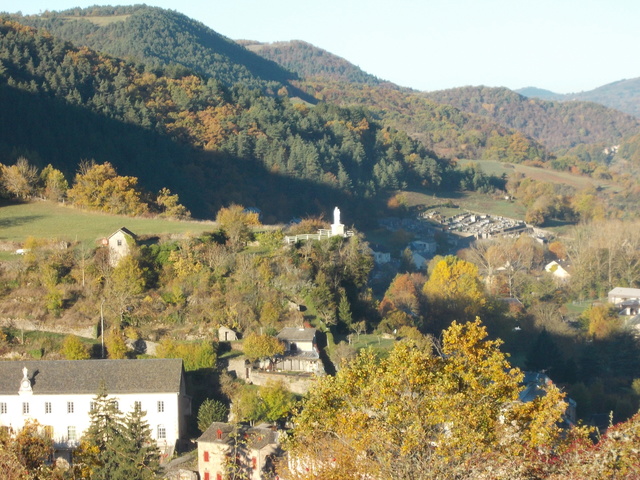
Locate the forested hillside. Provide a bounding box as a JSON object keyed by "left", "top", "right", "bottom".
{"left": 16, "top": 5, "right": 558, "bottom": 166}
{"left": 424, "top": 86, "right": 640, "bottom": 151}
{"left": 239, "top": 39, "right": 384, "bottom": 86}
{"left": 295, "top": 79, "right": 547, "bottom": 163}
{"left": 0, "top": 18, "right": 452, "bottom": 220}
{"left": 12, "top": 5, "right": 295, "bottom": 89}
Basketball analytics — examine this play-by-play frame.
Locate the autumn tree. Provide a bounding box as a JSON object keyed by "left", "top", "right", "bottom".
{"left": 215, "top": 204, "right": 261, "bottom": 250}
{"left": 242, "top": 333, "right": 285, "bottom": 367}
{"left": 582, "top": 304, "right": 622, "bottom": 340}
{"left": 285, "top": 319, "right": 573, "bottom": 480}
{"left": 39, "top": 164, "right": 68, "bottom": 201}
{"left": 105, "top": 328, "right": 128, "bottom": 359}
{"left": 61, "top": 334, "right": 91, "bottom": 360}
{"left": 1, "top": 157, "right": 38, "bottom": 199}
{"left": 423, "top": 255, "right": 487, "bottom": 331}
{"left": 155, "top": 339, "right": 216, "bottom": 371}
{"left": 0, "top": 421, "right": 54, "bottom": 480}
{"left": 155, "top": 187, "right": 190, "bottom": 219}
{"left": 67, "top": 161, "right": 148, "bottom": 215}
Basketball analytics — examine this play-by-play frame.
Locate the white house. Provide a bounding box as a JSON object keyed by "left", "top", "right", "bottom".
{"left": 106, "top": 227, "right": 137, "bottom": 266}
{"left": 608, "top": 287, "right": 640, "bottom": 306}
{"left": 198, "top": 422, "right": 279, "bottom": 480}
{"left": 544, "top": 260, "right": 571, "bottom": 281}
{"left": 0, "top": 359, "right": 190, "bottom": 463}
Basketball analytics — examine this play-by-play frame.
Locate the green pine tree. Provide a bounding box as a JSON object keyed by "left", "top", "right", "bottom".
{"left": 114, "top": 408, "right": 161, "bottom": 480}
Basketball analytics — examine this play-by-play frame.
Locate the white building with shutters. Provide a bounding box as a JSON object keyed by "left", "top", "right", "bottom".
{"left": 0, "top": 359, "right": 190, "bottom": 462}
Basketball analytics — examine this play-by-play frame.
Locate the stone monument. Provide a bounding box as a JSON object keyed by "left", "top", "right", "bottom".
{"left": 331, "top": 206, "right": 345, "bottom": 237}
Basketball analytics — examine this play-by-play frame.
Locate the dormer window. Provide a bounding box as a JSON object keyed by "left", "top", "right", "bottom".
{"left": 216, "top": 429, "right": 222, "bottom": 440}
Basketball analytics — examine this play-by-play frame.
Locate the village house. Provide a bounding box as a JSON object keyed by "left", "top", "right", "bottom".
{"left": 608, "top": 287, "right": 640, "bottom": 306}
{"left": 544, "top": 259, "right": 572, "bottom": 281}
{"left": 198, "top": 422, "right": 280, "bottom": 480}
{"left": 272, "top": 327, "right": 323, "bottom": 373}
{"left": 105, "top": 226, "right": 137, "bottom": 266}
{"left": 218, "top": 326, "right": 239, "bottom": 342}
{"left": 0, "top": 359, "right": 190, "bottom": 463}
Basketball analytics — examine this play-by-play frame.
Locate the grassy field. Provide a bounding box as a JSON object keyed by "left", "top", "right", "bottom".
{"left": 63, "top": 15, "right": 131, "bottom": 26}
{"left": 0, "top": 200, "right": 216, "bottom": 249}
{"left": 401, "top": 190, "right": 527, "bottom": 220}
{"left": 458, "top": 159, "right": 620, "bottom": 193}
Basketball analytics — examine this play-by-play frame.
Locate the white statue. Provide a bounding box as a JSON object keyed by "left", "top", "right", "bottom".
{"left": 333, "top": 207, "right": 341, "bottom": 226}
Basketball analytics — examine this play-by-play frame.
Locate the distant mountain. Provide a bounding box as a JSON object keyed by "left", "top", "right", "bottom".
{"left": 424, "top": 86, "right": 639, "bottom": 150}
{"left": 238, "top": 40, "right": 383, "bottom": 86}
{"left": 515, "top": 87, "right": 562, "bottom": 101}
{"left": 13, "top": 5, "right": 295, "bottom": 89}
{"left": 518, "top": 79, "right": 640, "bottom": 119}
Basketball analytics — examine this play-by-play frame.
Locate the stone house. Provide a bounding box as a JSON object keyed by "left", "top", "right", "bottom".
{"left": 272, "top": 327, "right": 323, "bottom": 373}
{"left": 0, "top": 359, "right": 190, "bottom": 463}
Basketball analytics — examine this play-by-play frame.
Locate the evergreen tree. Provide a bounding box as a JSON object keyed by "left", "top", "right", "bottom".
{"left": 114, "top": 409, "right": 160, "bottom": 480}
{"left": 75, "top": 384, "right": 159, "bottom": 480}
{"left": 76, "top": 384, "right": 123, "bottom": 480}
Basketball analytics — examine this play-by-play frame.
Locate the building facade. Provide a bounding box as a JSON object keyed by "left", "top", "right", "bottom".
{"left": 198, "top": 422, "right": 279, "bottom": 480}
{"left": 106, "top": 227, "right": 137, "bottom": 266}
{"left": 0, "top": 359, "right": 190, "bottom": 462}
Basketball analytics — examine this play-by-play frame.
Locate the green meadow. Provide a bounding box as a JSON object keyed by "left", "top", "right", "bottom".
{"left": 0, "top": 200, "right": 216, "bottom": 249}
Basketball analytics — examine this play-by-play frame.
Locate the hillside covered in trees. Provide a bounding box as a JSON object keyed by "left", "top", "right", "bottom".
{"left": 12, "top": 5, "right": 296, "bottom": 90}
{"left": 239, "top": 39, "right": 384, "bottom": 86}
{"left": 10, "top": 6, "right": 559, "bottom": 166}
{"left": 424, "top": 86, "right": 640, "bottom": 151}
{"left": 0, "top": 17, "right": 458, "bottom": 220}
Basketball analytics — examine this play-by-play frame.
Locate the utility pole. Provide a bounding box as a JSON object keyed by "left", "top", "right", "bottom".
{"left": 100, "top": 299, "right": 105, "bottom": 359}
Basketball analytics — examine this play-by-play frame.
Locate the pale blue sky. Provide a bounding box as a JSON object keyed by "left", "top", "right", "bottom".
{"left": 3, "top": 0, "right": 639, "bottom": 94}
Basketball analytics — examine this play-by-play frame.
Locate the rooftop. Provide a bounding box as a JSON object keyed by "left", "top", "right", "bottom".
{"left": 0, "top": 359, "right": 184, "bottom": 395}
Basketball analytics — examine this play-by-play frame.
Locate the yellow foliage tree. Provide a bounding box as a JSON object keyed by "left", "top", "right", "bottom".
{"left": 285, "top": 319, "right": 572, "bottom": 480}
{"left": 423, "top": 255, "right": 487, "bottom": 329}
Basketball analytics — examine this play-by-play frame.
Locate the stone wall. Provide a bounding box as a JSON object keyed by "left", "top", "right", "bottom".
{"left": 248, "top": 370, "right": 316, "bottom": 395}
{"left": 0, "top": 317, "right": 97, "bottom": 338}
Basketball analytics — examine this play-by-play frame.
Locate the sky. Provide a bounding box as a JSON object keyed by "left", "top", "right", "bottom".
{"left": 3, "top": 0, "right": 640, "bottom": 94}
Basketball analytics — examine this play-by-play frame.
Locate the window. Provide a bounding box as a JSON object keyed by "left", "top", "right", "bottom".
{"left": 216, "top": 429, "right": 222, "bottom": 440}
{"left": 252, "top": 457, "right": 257, "bottom": 470}
{"left": 45, "top": 402, "right": 52, "bottom": 414}
{"left": 114, "top": 401, "right": 119, "bottom": 412}
{"left": 216, "top": 473, "right": 222, "bottom": 480}
{"left": 157, "top": 425, "right": 166, "bottom": 440}
{"left": 67, "top": 426, "right": 76, "bottom": 441}
{"left": 117, "top": 239, "right": 122, "bottom": 246}
{"left": 203, "top": 473, "right": 210, "bottom": 480}
{"left": 157, "top": 401, "right": 164, "bottom": 413}
{"left": 90, "top": 401, "right": 97, "bottom": 412}
{"left": 22, "top": 402, "right": 29, "bottom": 415}
{"left": 134, "top": 401, "right": 142, "bottom": 413}
{"left": 67, "top": 402, "right": 74, "bottom": 414}
{"left": 44, "top": 425, "right": 53, "bottom": 439}
{"left": 0, "top": 403, "right": 6, "bottom": 414}
{"left": 203, "top": 451, "right": 209, "bottom": 462}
